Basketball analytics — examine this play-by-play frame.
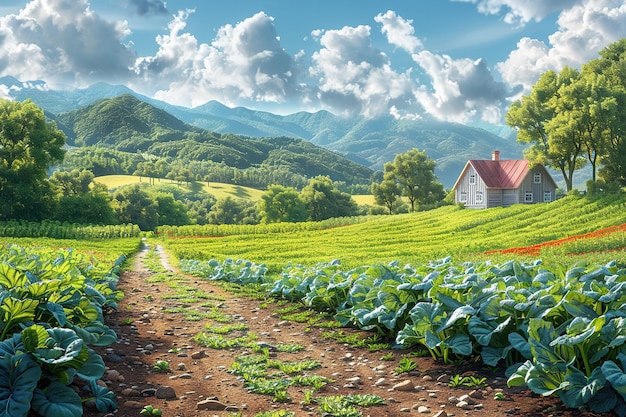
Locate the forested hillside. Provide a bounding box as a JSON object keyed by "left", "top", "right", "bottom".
{"left": 3, "top": 77, "right": 525, "bottom": 188}
{"left": 55, "top": 95, "right": 375, "bottom": 189}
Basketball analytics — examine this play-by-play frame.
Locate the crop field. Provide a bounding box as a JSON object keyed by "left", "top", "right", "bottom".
{"left": 164, "top": 193, "right": 626, "bottom": 415}
{"left": 159, "top": 193, "right": 626, "bottom": 272}
{"left": 1, "top": 193, "right": 625, "bottom": 415}
{"left": 0, "top": 242, "right": 128, "bottom": 417}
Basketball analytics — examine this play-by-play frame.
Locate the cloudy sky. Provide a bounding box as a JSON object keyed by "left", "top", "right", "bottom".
{"left": 0, "top": 0, "right": 625, "bottom": 125}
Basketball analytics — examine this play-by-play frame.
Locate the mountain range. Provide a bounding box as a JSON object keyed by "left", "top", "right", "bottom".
{"left": 1, "top": 76, "right": 525, "bottom": 188}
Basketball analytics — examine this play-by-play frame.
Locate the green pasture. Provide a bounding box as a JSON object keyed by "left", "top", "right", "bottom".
{"left": 94, "top": 175, "right": 265, "bottom": 201}
{"left": 159, "top": 194, "right": 626, "bottom": 273}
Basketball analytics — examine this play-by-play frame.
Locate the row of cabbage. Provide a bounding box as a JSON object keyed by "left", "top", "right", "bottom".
{"left": 180, "top": 256, "right": 626, "bottom": 416}
{"left": 0, "top": 244, "right": 124, "bottom": 417}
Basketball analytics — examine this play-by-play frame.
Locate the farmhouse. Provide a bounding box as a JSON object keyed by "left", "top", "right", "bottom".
{"left": 452, "top": 150, "right": 558, "bottom": 209}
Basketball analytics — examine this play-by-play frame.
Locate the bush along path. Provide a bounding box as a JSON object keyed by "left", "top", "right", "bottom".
{"left": 90, "top": 242, "right": 617, "bottom": 417}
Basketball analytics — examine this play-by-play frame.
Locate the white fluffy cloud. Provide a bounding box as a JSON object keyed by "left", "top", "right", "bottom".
{"left": 369, "top": 10, "right": 508, "bottom": 123}
{"left": 134, "top": 10, "right": 301, "bottom": 108}
{"left": 0, "top": 0, "right": 135, "bottom": 87}
{"left": 497, "top": 0, "right": 626, "bottom": 91}
{"left": 1, "top": 0, "right": 625, "bottom": 124}
{"left": 374, "top": 10, "right": 422, "bottom": 54}
{"left": 413, "top": 52, "right": 508, "bottom": 123}
{"left": 309, "top": 23, "right": 417, "bottom": 118}
{"left": 453, "top": 0, "right": 583, "bottom": 24}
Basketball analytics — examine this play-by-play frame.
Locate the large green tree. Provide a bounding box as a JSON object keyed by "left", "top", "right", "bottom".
{"left": 154, "top": 193, "right": 190, "bottom": 226}
{"left": 50, "top": 169, "right": 117, "bottom": 225}
{"left": 300, "top": 176, "right": 358, "bottom": 221}
{"left": 112, "top": 184, "right": 158, "bottom": 231}
{"left": 382, "top": 148, "right": 445, "bottom": 212}
{"left": 208, "top": 197, "right": 258, "bottom": 225}
{"left": 371, "top": 179, "right": 403, "bottom": 214}
{"left": 584, "top": 39, "right": 626, "bottom": 186}
{"left": 258, "top": 184, "right": 307, "bottom": 223}
{"left": 0, "top": 99, "right": 66, "bottom": 220}
{"left": 506, "top": 68, "right": 588, "bottom": 192}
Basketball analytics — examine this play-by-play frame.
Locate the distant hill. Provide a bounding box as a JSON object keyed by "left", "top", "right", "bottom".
{"left": 54, "top": 94, "right": 375, "bottom": 186}
{"left": 3, "top": 78, "right": 526, "bottom": 188}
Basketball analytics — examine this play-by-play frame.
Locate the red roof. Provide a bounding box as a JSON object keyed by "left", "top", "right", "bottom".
{"left": 469, "top": 159, "right": 530, "bottom": 188}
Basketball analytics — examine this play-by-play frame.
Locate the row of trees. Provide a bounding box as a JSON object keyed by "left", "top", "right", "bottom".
{"left": 61, "top": 147, "right": 370, "bottom": 194}
{"left": 506, "top": 39, "right": 626, "bottom": 191}
{"left": 49, "top": 170, "right": 361, "bottom": 230}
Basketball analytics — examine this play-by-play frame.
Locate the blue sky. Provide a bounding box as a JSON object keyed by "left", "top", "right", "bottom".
{"left": 0, "top": 0, "right": 625, "bottom": 125}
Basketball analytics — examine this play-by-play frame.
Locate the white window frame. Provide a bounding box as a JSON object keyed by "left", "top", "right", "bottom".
{"left": 476, "top": 192, "right": 483, "bottom": 203}
{"left": 534, "top": 172, "right": 541, "bottom": 183}
{"left": 543, "top": 191, "right": 552, "bottom": 202}
{"left": 459, "top": 192, "right": 467, "bottom": 202}
{"left": 469, "top": 173, "right": 476, "bottom": 185}
{"left": 525, "top": 192, "right": 533, "bottom": 203}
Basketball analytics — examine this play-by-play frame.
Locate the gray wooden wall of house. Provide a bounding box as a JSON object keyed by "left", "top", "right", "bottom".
{"left": 455, "top": 165, "right": 487, "bottom": 209}
{"left": 515, "top": 167, "right": 556, "bottom": 205}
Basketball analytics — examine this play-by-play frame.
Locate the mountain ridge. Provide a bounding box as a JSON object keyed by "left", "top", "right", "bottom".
{"left": 2, "top": 77, "right": 525, "bottom": 188}
{"left": 54, "top": 94, "right": 375, "bottom": 187}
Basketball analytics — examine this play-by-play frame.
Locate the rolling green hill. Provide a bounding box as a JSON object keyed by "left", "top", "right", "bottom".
{"left": 94, "top": 175, "right": 265, "bottom": 201}
{"left": 159, "top": 193, "right": 626, "bottom": 272}
{"left": 55, "top": 95, "right": 375, "bottom": 187}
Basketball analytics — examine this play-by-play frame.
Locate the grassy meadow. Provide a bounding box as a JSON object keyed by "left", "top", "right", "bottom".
{"left": 94, "top": 175, "right": 265, "bottom": 201}
{"left": 158, "top": 193, "right": 626, "bottom": 274}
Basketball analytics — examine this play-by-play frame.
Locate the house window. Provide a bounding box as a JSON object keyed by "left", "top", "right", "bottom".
{"left": 543, "top": 191, "right": 552, "bottom": 202}
{"left": 459, "top": 192, "right": 467, "bottom": 202}
{"left": 469, "top": 174, "right": 476, "bottom": 185}
{"left": 476, "top": 192, "right": 483, "bottom": 203}
{"left": 534, "top": 173, "right": 541, "bottom": 183}
{"left": 525, "top": 192, "right": 533, "bottom": 203}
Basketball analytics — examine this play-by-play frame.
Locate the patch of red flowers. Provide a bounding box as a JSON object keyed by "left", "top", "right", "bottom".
{"left": 484, "top": 223, "right": 626, "bottom": 257}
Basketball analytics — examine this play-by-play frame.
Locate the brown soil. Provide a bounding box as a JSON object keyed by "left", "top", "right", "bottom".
{"left": 86, "top": 243, "right": 616, "bottom": 417}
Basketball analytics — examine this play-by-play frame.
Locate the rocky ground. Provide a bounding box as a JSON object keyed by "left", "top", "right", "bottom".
{"left": 84, "top": 242, "right": 616, "bottom": 417}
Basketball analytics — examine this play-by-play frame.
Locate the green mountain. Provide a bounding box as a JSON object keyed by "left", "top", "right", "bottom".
{"left": 3, "top": 78, "right": 527, "bottom": 188}
{"left": 54, "top": 94, "right": 375, "bottom": 186}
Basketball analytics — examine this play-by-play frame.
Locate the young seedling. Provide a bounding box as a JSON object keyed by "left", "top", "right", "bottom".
{"left": 395, "top": 357, "right": 418, "bottom": 374}
{"left": 153, "top": 360, "right": 171, "bottom": 373}
{"left": 140, "top": 405, "right": 162, "bottom": 416}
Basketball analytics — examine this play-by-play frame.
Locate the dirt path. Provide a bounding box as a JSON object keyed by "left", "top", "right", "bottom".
{"left": 87, "top": 241, "right": 614, "bottom": 417}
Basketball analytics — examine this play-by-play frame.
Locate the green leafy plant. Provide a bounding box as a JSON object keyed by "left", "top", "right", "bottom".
{"left": 395, "top": 357, "right": 418, "bottom": 374}
{"left": 0, "top": 245, "right": 122, "bottom": 417}
{"left": 315, "top": 394, "right": 385, "bottom": 417}
{"left": 152, "top": 360, "right": 170, "bottom": 373}
{"left": 254, "top": 410, "right": 295, "bottom": 417}
{"left": 464, "top": 375, "right": 487, "bottom": 387}
{"left": 448, "top": 374, "right": 466, "bottom": 387}
{"left": 493, "top": 392, "right": 506, "bottom": 401}
{"left": 140, "top": 405, "right": 162, "bottom": 416}
{"left": 448, "top": 374, "right": 486, "bottom": 388}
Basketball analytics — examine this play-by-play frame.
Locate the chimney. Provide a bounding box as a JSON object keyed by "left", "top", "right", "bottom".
{"left": 492, "top": 150, "right": 500, "bottom": 161}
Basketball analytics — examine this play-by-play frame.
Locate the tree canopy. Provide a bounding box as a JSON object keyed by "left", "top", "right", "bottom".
{"left": 300, "top": 176, "right": 358, "bottom": 221}
{"left": 258, "top": 184, "right": 307, "bottom": 223}
{"left": 0, "top": 99, "right": 66, "bottom": 220}
{"left": 506, "top": 39, "right": 626, "bottom": 191}
{"left": 380, "top": 148, "right": 445, "bottom": 212}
